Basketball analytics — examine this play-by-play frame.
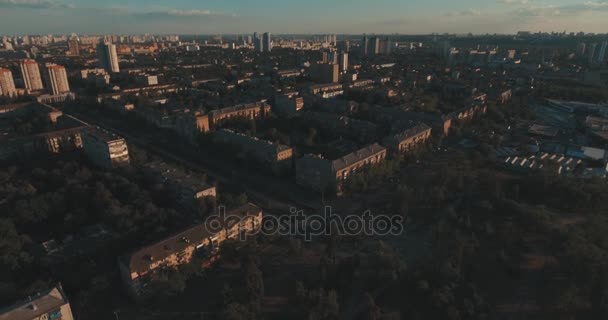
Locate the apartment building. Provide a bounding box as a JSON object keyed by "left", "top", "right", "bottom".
{"left": 215, "top": 129, "right": 293, "bottom": 172}
{"left": 82, "top": 127, "right": 130, "bottom": 169}
{"left": 273, "top": 93, "right": 304, "bottom": 117}
{"left": 382, "top": 124, "right": 432, "bottom": 154}
{"left": 208, "top": 102, "right": 271, "bottom": 127}
{"left": 119, "top": 203, "right": 263, "bottom": 298}
{"left": 0, "top": 284, "right": 74, "bottom": 320}
{"left": 296, "top": 143, "right": 387, "bottom": 192}
{"left": 309, "top": 83, "right": 344, "bottom": 98}
{"left": 0, "top": 67, "right": 17, "bottom": 97}
{"left": 143, "top": 161, "right": 216, "bottom": 210}
{"left": 174, "top": 110, "right": 210, "bottom": 142}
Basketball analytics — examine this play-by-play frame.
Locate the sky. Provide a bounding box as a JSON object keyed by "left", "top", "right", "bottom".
{"left": 0, "top": 0, "right": 607, "bottom": 35}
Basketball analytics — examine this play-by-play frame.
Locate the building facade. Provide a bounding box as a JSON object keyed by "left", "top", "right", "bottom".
{"left": 382, "top": 124, "right": 432, "bottom": 154}
{"left": 119, "top": 203, "right": 263, "bottom": 298}
{"left": 82, "top": 127, "right": 130, "bottom": 169}
{"left": 0, "top": 67, "right": 17, "bottom": 97}
{"left": 19, "top": 59, "right": 43, "bottom": 91}
{"left": 209, "top": 102, "right": 271, "bottom": 127}
{"left": 97, "top": 41, "right": 120, "bottom": 73}
{"left": 42, "top": 63, "right": 70, "bottom": 95}
{"left": 296, "top": 143, "right": 387, "bottom": 192}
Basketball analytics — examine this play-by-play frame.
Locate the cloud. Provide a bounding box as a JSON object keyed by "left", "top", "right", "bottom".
{"left": 166, "top": 9, "right": 212, "bottom": 16}
{"left": 498, "top": 0, "right": 532, "bottom": 5}
{"left": 447, "top": 8, "right": 482, "bottom": 17}
{"left": 0, "top": 0, "right": 73, "bottom": 9}
{"left": 511, "top": 1, "right": 608, "bottom": 17}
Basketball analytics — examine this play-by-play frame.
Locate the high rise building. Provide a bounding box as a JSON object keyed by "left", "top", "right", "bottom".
{"left": 68, "top": 37, "right": 80, "bottom": 56}
{"left": 253, "top": 32, "right": 263, "bottom": 52}
{"left": 0, "top": 68, "right": 17, "bottom": 97}
{"left": 263, "top": 32, "right": 272, "bottom": 53}
{"left": 597, "top": 41, "right": 608, "bottom": 64}
{"left": 19, "top": 59, "right": 43, "bottom": 91}
{"left": 42, "top": 63, "right": 70, "bottom": 95}
{"left": 339, "top": 53, "right": 349, "bottom": 72}
{"left": 588, "top": 43, "right": 597, "bottom": 64}
{"left": 577, "top": 42, "right": 587, "bottom": 58}
{"left": 310, "top": 63, "right": 339, "bottom": 83}
{"left": 362, "top": 36, "right": 369, "bottom": 56}
{"left": 97, "top": 41, "right": 120, "bottom": 73}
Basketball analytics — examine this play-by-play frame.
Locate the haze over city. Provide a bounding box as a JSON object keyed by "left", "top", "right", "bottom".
{"left": 2, "top": 0, "right": 608, "bottom": 319}
{"left": 1, "top": 0, "right": 608, "bottom": 34}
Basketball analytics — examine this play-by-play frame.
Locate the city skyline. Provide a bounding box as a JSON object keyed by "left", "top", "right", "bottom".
{"left": 0, "top": 0, "right": 608, "bottom": 35}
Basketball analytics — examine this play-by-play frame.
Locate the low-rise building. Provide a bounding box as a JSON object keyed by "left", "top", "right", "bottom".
{"left": 309, "top": 83, "right": 344, "bottom": 98}
{"left": 209, "top": 102, "right": 271, "bottom": 128}
{"left": 0, "top": 284, "right": 74, "bottom": 320}
{"left": 119, "top": 203, "right": 263, "bottom": 298}
{"left": 215, "top": 129, "right": 293, "bottom": 172}
{"left": 174, "top": 110, "right": 210, "bottom": 142}
{"left": 143, "top": 161, "right": 216, "bottom": 210}
{"left": 382, "top": 124, "right": 432, "bottom": 154}
{"left": 82, "top": 127, "right": 130, "bottom": 169}
{"left": 296, "top": 143, "right": 387, "bottom": 192}
{"left": 273, "top": 93, "right": 304, "bottom": 117}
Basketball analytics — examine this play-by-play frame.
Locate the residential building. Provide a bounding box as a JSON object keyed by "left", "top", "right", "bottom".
{"left": 598, "top": 41, "right": 608, "bottom": 64}
{"left": 143, "top": 161, "right": 216, "bottom": 210}
{"left": 119, "top": 203, "right": 263, "bottom": 298}
{"left": 382, "top": 124, "right": 432, "bottom": 154}
{"left": 68, "top": 37, "right": 79, "bottom": 56}
{"left": 82, "top": 127, "right": 130, "bottom": 169}
{"left": 137, "top": 74, "right": 158, "bottom": 86}
{"left": 174, "top": 110, "right": 210, "bottom": 142}
{"left": 42, "top": 63, "right": 70, "bottom": 95}
{"left": 215, "top": 129, "right": 293, "bottom": 172}
{"left": 19, "top": 59, "right": 43, "bottom": 91}
{"left": 296, "top": 143, "right": 387, "bottom": 192}
{"left": 339, "top": 52, "right": 349, "bottom": 72}
{"left": 273, "top": 93, "right": 304, "bottom": 117}
{"left": 97, "top": 40, "right": 120, "bottom": 73}
{"left": 0, "top": 284, "right": 74, "bottom": 320}
{"left": 208, "top": 102, "right": 271, "bottom": 127}
{"left": 263, "top": 32, "right": 272, "bottom": 53}
{"left": 309, "top": 83, "right": 344, "bottom": 97}
{"left": 0, "top": 67, "right": 17, "bottom": 97}
{"left": 310, "top": 63, "right": 339, "bottom": 83}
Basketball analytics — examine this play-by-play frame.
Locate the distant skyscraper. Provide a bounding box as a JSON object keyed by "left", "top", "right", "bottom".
{"left": 588, "top": 43, "right": 597, "bottom": 64}
{"left": 68, "top": 37, "right": 80, "bottom": 56}
{"left": 19, "top": 59, "right": 43, "bottom": 91}
{"left": 253, "top": 32, "right": 262, "bottom": 52}
{"left": 362, "top": 36, "right": 369, "bottom": 56}
{"left": 263, "top": 32, "right": 272, "bottom": 53}
{"left": 597, "top": 41, "right": 607, "bottom": 64}
{"left": 0, "top": 68, "right": 17, "bottom": 97}
{"left": 42, "top": 63, "right": 70, "bottom": 95}
{"left": 339, "top": 53, "right": 349, "bottom": 72}
{"left": 97, "top": 41, "right": 120, "bottom": 73}
{"left": 577, "top": 42, "right": 586, "bottom": 58}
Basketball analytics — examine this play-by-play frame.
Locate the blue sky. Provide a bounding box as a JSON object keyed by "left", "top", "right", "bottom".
{"left": 0, "top": 0, "right": 607, "bottom": 34}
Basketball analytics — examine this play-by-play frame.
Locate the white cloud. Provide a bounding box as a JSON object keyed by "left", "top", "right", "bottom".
{"left": 498, "top": 0, "right": 532, "bottom": 5}
{"left": 0, "top": 0, "right": 73, "bottom": 9}
{"left": 447, "top": 8, "right": 482, "bottom": 17}
{"left": 166, "top": 9, "right": 213, "bottom": 16}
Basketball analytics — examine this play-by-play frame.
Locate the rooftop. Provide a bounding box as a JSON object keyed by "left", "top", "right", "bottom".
{"left": 331, "top": 143, "right": 386, "bottom": 171}
{"left": 122, "top": 203, "right": 261, "bottom": 275}
{"left": 0, "top": 285, "right": 69, "bottom": 320}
